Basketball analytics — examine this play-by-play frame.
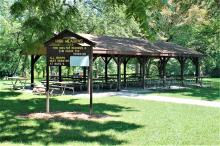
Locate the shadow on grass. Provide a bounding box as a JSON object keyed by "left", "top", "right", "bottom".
{"left": 153, "top": 86, "right": 220, "bottom": 101}
{"left": 0, "top": 97, "right": 142, "bottom": 145}
{"left": 0, "top": 91, "right": 22, "bottom": 98}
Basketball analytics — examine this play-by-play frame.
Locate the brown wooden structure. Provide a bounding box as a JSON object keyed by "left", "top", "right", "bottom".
{"left": 43, "top": 30, "right": 95, "bottom": 113}
{"left": 27, "top": 30, "right": 203, "bottom": 92}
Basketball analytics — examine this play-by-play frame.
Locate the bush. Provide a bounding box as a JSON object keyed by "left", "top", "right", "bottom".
{"left": 211, "top": 67, "right": 220, "bottom": 77}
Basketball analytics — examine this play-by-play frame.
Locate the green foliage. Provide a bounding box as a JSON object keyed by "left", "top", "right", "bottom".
{"left": 0, "top": 0, "right": 21, "bottom": 77}
{"left": 0, "top": 0, "right": 219, "bottom": 77}
{"left": 107, "top": 0, "right": 166, "bottom": 40}
{"left": 35, "top": 56, "right": 46, "bottom": 78}
{"left": 150, "top": 0, "right": 220, "bottom": 75}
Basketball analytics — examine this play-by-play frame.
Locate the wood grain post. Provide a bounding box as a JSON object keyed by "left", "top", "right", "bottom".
{"left": 58, "top": 66, "right": 62, "bottom": 82}
{"left": 31, "top": 55, "right": 34, "bottom": 87}
{"left": 123, "top": 61, "right": 127, "bottom": 88}
{"left": 139, "top": 57, "right": 149, "bottom": 89}
{"left": 46, "top": 56, "right": 50, "bottom": 113}
{"left": 158, "top": 57, "right": 169, "bottom": 86}
{"left": 101, "top": 57, "right": 112, "bottom": 84}
{"left": 123, "top": 57, "right": 130, "bottom": 88}
{"left": 89, "top": 47, "right": 93, "bottom": 115}
{"left": 177, "top": 57, "right": 187, "bottom": 86}
{"left": 114, "top": 56, "right": 123, "bottom": 91}
{"left": 104, "top": 57, "right": 108, "bottom": 83}
{"left": 192, "top": 57, "right": 200, "bottom": 84}
{"left": 83, "top": 67, "right": 87, "bottom": 82}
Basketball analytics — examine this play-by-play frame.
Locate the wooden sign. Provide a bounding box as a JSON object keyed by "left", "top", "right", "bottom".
{"left": 48, "top": 37, "right": 91, "bottom": 55}
{"left": 44, "top": 29, "right": 95, "bottom": 114}
{"left": 47, "top": 37, "right": 92, "bottom": 66}
{"left": 48, "top": 46, "right": 90, "bottom": 56}
{"left": 48, "top": 56, "right": 70, "bottom": 66}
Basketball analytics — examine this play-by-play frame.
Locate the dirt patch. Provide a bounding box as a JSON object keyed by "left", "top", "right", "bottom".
{"left": 18, "top": 112, "right": 111, "bottom": 121}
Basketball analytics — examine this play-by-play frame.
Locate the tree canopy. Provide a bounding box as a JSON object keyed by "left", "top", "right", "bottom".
{"left": 0, "top": 0, "right": 219, "bottom": 77}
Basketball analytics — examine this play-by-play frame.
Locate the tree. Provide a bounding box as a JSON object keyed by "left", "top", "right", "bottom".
{"left": 0, "top": 0, "right": 21, "bottom": 77}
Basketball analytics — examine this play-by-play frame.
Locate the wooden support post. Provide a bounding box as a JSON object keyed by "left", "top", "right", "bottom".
{"left": 192, "top": 57, "right": 200, "bottom": 84}
{"left": 140, "top": 62, "right": 143, "bottom": 78}
{"left": 117, "top": 57, "right": 121, "bottom": 91}
{"left": 157, "top": 60, "right": 163, "bottom": 78}
{"left": 177, "top": 57, "right": 187, "bottom": 86}
{"left": 158, "top": 57, "right": 170, "bottom": 86}
{"left": 93, "top": 56, "right": 97, "bottom": 62}
{"left": 89, "top": 47, "right": 93, "bottom": 115}
{"left": 196, "top": 60, "right": 199, "bottom": 84}
{"left": 123, "top": 62, "right": 127, "bottom": 88}
{"left": 83, "top": 67, "right": 87, "bottom": 82}
{"left": 101, "top": 57, "right": 112, "bottom": 83}
{"left": 46, "top": 56, "right": 50, "bottom": 113}
{"left": 142, "top": 62, "right": 146, "bottom": 89}
{"left": 58, "top": 66, "right": 62, "bottom": 82}
{"left": 180, "top": 59, "right": 185, "bottom": 86}
{"left": 114, "top": 56, "right": 122, "bottom": 91}
{"left": 180, "top": 61, "right": 184, "bottom": 85}
{"left": 138, "top": 57, "right": 149, "bottom": 89}
{"left": 104, "top": 57, "right": 108, "bottom": 83}
{"left": 162, "top": 57, "right": 168, "bottom": 86}
{"left": 31, "top": 55, "right": 34, "bottom": 87}
{"left": 123, "top": 57, "right": 130, "bottom": 88}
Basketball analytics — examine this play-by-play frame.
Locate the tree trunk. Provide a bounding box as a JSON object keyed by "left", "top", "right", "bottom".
{"left": 43, "top": 69, "right": 45, "bottom": 78}
{"left": 21, "top": 55, "right": 28, "bottom": 77}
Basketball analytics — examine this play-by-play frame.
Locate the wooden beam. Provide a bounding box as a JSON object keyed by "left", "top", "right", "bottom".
{"left": 177, "top": 57, "right": 187, "bottom": 86}
{"left": 33, "top": 55, "right": 41, "bottom": 64}
{"left": 101, "top": 56, "right": 112, "bottom": 64}
{"left": 31, "top": 55, "right": 34, "bottom": 88}
{"left": 191, "top": 57, "right": 200, "bottom": 83}
{"left": 58, "top": 66, "right": 62, "bottom": 82}
{"left": 93, "top": 56, "right": 97, "bottom": 62}
{"left": 89, "top": 47, "right": 93, "bottom": 114}
{"left": 83, "top": 67, "right": 87, "bottom": 82}
{"left": 158, "top": 57, "right": 170, "bottom": 85}
{"left": 104, "top": 60, "right": 108, "bottom": 83}
{"left": 101, "top": 57, "right": 112, "bottom": 83}
{"left": 138, "top": 57, "right": 149, "bottom": 88}
{"left": 46, "top": 56, "right": 50, "bottom": 113}
{"left": 123, "top": 57, "right": 130, "bottom": 88}
{"left": 114, "top": 56, "right": 123, "bottom": 91}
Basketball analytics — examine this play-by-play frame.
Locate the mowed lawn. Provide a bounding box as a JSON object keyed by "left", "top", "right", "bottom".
{"left": 151, "top": 78, "right": 220, "bottom": 101}
{"left": 0, "top": 80, "right": 219, "bottom": 146}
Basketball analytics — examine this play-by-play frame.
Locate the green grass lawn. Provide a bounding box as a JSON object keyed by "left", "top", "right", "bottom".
{"left": 0, "top": 79, "right": 219, "bottom": 145}
{"left": 150, "top": 78, "right": 220, "bottom": 101}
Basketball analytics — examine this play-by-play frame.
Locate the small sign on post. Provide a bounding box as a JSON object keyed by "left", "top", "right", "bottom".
{"left": 44, "top": 29, "right": 95, "bottom": 114}
{"left": 70, "top": 56, "right": 89, "bottom": 66}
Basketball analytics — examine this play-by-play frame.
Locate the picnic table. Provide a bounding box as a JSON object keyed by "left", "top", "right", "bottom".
{"left": 8, "top": 76, "right": 28, "bottom": 89}
{"left": 33, "top": 85, "right": 46, "bottom": 95}
{"left": 41, "top": 81, "right": 74, "bottom": 95}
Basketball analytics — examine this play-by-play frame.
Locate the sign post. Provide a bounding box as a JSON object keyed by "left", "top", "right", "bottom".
{"left": 46, "top": 56, "right": 50, "bottom": 113}
{"left": 89, "top": 47, "right": 93, "bottom": 114}
{"left": 44, "top": 30, "right": 95, "bottom": 114}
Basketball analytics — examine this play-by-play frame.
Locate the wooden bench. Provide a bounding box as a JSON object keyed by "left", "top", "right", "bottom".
{"left": 50, "top": 85, "right": 74, "bottom": 95}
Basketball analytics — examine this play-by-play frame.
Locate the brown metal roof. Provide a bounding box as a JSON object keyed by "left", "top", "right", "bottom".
{"left": 80, "top": 34, "right": 202, "bottom": 57}
{"left": 23, "top": 31, "right": 202, "bottom": 57}
{"left": 153, "top": 41, "right": 203, "bottom": 57}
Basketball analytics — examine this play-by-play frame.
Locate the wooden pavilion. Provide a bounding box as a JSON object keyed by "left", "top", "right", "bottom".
{"left": 28, "top": 30, "right": 203, "bottom": 91}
